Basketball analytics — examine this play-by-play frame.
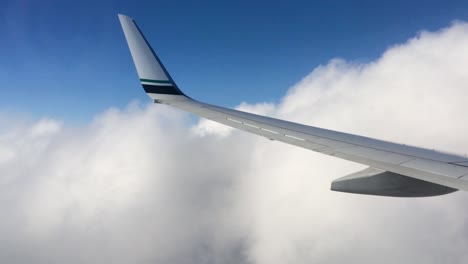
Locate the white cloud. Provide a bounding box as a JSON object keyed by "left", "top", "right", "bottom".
{"left": 2, "top": 22, "right": 468, "bottom": 263}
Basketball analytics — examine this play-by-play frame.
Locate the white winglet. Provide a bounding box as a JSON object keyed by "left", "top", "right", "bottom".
{"left": 118, "top": 14, "right": 186, "bottom": 101}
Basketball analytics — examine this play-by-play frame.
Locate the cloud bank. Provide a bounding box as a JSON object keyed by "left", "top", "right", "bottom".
{"left": 2, "top": 22, "right": 468, "bottom": 264}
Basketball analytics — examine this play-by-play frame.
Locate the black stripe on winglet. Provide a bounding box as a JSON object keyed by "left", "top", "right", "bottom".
{"left": 142, "top": 84, "right": 184, "bottom": 95}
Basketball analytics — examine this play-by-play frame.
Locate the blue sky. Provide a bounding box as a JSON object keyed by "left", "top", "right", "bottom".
{"left": 1, "top": 0, "right": 467, "bottom": 122}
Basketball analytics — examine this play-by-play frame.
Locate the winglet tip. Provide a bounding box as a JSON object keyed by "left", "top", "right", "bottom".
{"left": 118, "top": 14, "right": 133, "bottom": 21}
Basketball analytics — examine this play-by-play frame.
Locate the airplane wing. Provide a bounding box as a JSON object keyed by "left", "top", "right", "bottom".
{"left": 118, "top": 14, "right": 468, "bottom": 197}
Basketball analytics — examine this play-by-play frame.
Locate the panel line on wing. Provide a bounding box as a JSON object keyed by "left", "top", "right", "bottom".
{"left": 226, "top": 117, "right": 242, "bottom": 124}
{"left": 244, "top": 123, "right": 260, "bottom": 129}
{"left": 285, "top": 134, "right": 305, "bottom": 141}
{"left": 260, "top": 128, "right": 279, "bottom": 134}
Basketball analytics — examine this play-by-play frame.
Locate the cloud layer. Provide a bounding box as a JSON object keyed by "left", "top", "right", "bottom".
{"left": 2, "top": 22, "right": 468, "bottom": 264}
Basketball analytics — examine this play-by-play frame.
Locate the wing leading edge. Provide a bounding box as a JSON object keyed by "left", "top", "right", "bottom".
{"left": 119, "top": 14, "right": 467, "bottom": 197}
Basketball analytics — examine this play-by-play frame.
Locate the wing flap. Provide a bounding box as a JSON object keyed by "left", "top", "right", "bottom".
{"left": 400, "top": 158, "right": 468, "bottom": 178}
